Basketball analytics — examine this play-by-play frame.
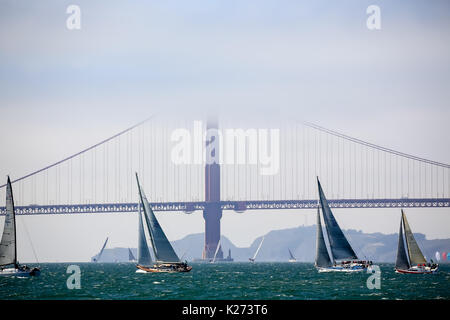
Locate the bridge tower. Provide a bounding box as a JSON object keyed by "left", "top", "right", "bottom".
{"left": 202, "top": 119, "right": 223, "bottom": 260}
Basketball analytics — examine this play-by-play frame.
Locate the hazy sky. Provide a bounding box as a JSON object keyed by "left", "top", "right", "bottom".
{"left": 1, "top": 1, "right": 450, "bottom": 262}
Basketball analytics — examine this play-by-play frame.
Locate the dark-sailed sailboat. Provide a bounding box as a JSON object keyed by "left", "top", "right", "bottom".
{"left": 395, "top": 210, "right": 438, "bottom": 274}
{"left": 128, "top": 248, "right": 136, "bottom": 262}
{"left": 135, "top": 173, "right": 191, "bottom": 273}
{"left": 315, "top": 178, "right": 373, "bottom": 272}
{"left": 288, "top": 249, "right": 296, "bottom": 263}
{"left": 92, "top": 237, "right": 108, "bottom": 262}
{"left": 0, "top": 176, "right": 40, "bottom": 277}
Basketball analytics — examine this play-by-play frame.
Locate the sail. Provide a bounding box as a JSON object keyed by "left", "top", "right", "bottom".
{"left": 317, "top": 179, "right": 358, "bottom": 260}
{"left": 252, "top": 236, "right": 265, "bottom": 260}
{"left": 0, "top": 177, "right": 17, "bottom": 267}
{"left": 288, "top": 249, "right": 296, "bottom": 260}
{"left": 212, "top": 239, "right": 221, "bottom": 263}
{"left": 402, "top": 211, "right": 426, "bottom": 265}
{"left": 395, "top": 216, "right": 410, "bottom": 270}
{"left": 315, "top": 206, "right": 332, "bottom": 267}
{"left": 136, "top": 174, "right": 180, "bottom": 263}
{"left": 128, "top": 248, "right": 136, "bottom": 261}
{"left": 137, "top": 204, "right": 152, "bottom": 266}
{"left": 95, "top": 237, "right": 108, "bottom": 262}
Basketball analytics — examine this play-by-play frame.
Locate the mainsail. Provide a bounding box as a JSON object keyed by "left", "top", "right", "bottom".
{"left": 402, "top": 210, "right": 426, "bottom": 266}
{"left": 212, "top": 239, "right": 221, "bottom": 263}
{"left": 95, "top": 237, "right": 108, "bottom": 262}
{"left": 137, "top": 204, "right": 152, "bottom": 266}
{"left": 288, "top": 248, "right": 296, "bottom": 260}
{"left": 315, "top": 205, "right": 332, "bottom": 268}
{"left": 0, "top": 177, "right": 17, "bottom": 267}
{"left": 252, "top": 236, "right": 265, "bottom": 261}
{"left": 317, "top": 179, "right": 358, "bottom": 260}
{"left": 128, "top": 248, "right": 136, "bottom": 261}
{"left": 136, "top": 174, "right": 180, "bottom": 263}
{"left": 395, "top": 215, "right": 410, "bottom": 270}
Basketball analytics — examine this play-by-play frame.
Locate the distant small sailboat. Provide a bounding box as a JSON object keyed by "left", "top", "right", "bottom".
{"left": 0, "top": 176, "right": 40, "bottom": 277}
{"left": 288, "top": 249, "right": 296, "bottom": 263}
{"left": 210, "top": 239, "right": 221, "bottom": 263}
{"left": 315, "top": 178, "right": 373, "bottom": 272}
{"left": 135, "top": 173, "right": 191, "bottom": 273}
{"left": 92, "top": 237, "right": 108, "bottom": 262}
{"left": 395, "top": 210, "right": 438, "bottom": 274}
{"left": 128, "top": 248, "right": 136, "bottom": 262}
{"left": 249, "top": 236, "right": 264, "bottom": 262}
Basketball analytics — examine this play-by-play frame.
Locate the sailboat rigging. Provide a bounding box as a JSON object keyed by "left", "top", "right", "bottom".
{"left": 249, "top": 236, "right": 265, "bottom": 262}
{"left": 395, "top": 210, "right": 438, "bottom": 274}
{"left": 288, "top": 248, "right": 296, "bottom": 263}
{"left": 315, "top": 178, "right": 373, "bottom": 272}
{"left": 135, "top": 173, "right": 192, "bottom": 273}
{"left": 0, "top": 176, "right": 40, "bottom": 277}
{"left": 210, "top": 239, "right": 221, "bottom": 263}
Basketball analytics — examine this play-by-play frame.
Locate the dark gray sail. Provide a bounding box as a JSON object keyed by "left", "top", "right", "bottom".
{"left": 315, "top": 205, "right": 332, "bottom": 267}
{"left": 128, "top": 248, "right": 136, "bottom": 261}
{"left": 317, "top": 179, "right": 358, "bottom": 260}
{"left": 136, "top": 174, "right": 180, "bottom": 263}
{"left": 94, "top": 237, "right": 108, "bottom": 262}
{"left": 0, "top": 177, "right": 17, "bottom": 267}
{"left": 288, "top": 249, "right": 296, "bottom": 260}
{"left": 137, "top": 204, "right": 152, "bottom": 266}
{"left": 395, "top": 215, "right": 410, "bottom": 270}
{"left": 402, "top": 210, "right": 426, "bottom": 266}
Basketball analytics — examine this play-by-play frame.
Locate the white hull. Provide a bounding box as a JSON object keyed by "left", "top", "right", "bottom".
{"left": 0, "top": 267, "right": 40, "bottom": 277}
{"left": 317, "top": 264, "right": 372, "bottom": 273}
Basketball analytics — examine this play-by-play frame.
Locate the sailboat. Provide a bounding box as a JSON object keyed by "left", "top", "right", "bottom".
{"left": 92, "top": 237, "right": 108, "bottom": 262}
{"left": 395, "top": 210, "right": 438, "bottom": 274}
{"left": 135, "top": 173, "right": 192, "bottom": 273}
{"left": 249, "top": 236, "right": 264, "bottom": 262}
{"left": 288, "top": 249, "right": 297, "bottom": 263}
{"left": 128, "top": 248, "right": 136, "bottom": 262}
{"left": 210, "top": 239, "right": 221, "bottom": 263}
{"left": 0, "top": 176, "right": 40, "bottom": 277}
{"left": 315, "top": 178, "right": 372, "bottom": 272}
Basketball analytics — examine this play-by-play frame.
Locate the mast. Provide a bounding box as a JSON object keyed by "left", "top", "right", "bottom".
{"left": 137, "top": 202, "right": 153, "bottom": 266}
{"left": 95, "top": 237, "right": 108, "bottom": 262}
{"left": 288, "top": 249, "right": 295, "bottom": 260}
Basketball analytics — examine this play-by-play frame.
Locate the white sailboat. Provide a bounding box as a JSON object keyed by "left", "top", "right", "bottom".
{"left": 395, "top": 210, "right": 438, "bottom": 274}
{"left": 315, "top": 178, "right": 373, "bottom": 272}
{"left": 249, "top": 236, "right": 264, "bottom": 262}
{"left": 210, "top": 239, "right": 221, "bottom": 263}
{"left": 0, "top": 176, "right": 40, "bottom": 277}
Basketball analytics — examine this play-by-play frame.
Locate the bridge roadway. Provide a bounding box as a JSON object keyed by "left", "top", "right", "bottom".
{"left": 1, "top": 198, "right": 449, "bottom": 215}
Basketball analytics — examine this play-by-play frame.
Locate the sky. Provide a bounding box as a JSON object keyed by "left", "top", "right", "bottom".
{"left": 1, "top": 1, "right": 450, "bottom": 262}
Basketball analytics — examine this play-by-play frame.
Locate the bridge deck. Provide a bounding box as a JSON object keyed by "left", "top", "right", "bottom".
{"left": 1, "top": 198, "right": 449, "bottom": 215}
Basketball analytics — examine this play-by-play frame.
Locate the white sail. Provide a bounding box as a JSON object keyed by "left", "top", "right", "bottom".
{"left": 211, "top": 239, "right": 221, "bottom": 263}
{"left": 0, "top": 177, "right": 17, "bottom": 267}
{"left": 251, "top": 236, "right": 265, "bottom": 261}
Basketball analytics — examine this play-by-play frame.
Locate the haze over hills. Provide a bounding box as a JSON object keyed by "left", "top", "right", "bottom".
{"left": 92, "top": 226, "right": 450, "bottom": 263}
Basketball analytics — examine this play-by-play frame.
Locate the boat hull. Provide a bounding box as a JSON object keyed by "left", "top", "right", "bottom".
{"left": 395, "top": 266, "right": 438, "bottom": 274}
{"left": 0, "top": 267, "right": 40, "bottom": 277}
{"left": 136, "top": 264, "right": 192, "bottom": 273}
{"left": 317, "top": 264, "right": 372, "bottom": 273}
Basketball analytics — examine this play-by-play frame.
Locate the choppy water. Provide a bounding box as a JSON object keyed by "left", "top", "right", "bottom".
{"left": 0, "top": 263, "right": 449, "bottom": 300}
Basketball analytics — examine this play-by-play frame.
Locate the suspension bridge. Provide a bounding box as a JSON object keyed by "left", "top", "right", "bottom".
{"left": 1, "top": 116, "right": 449, "bottom": 259}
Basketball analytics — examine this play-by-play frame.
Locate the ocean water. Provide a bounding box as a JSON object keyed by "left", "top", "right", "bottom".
{"left": 0, "top": 262, "right": 449, "bottom": 300}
